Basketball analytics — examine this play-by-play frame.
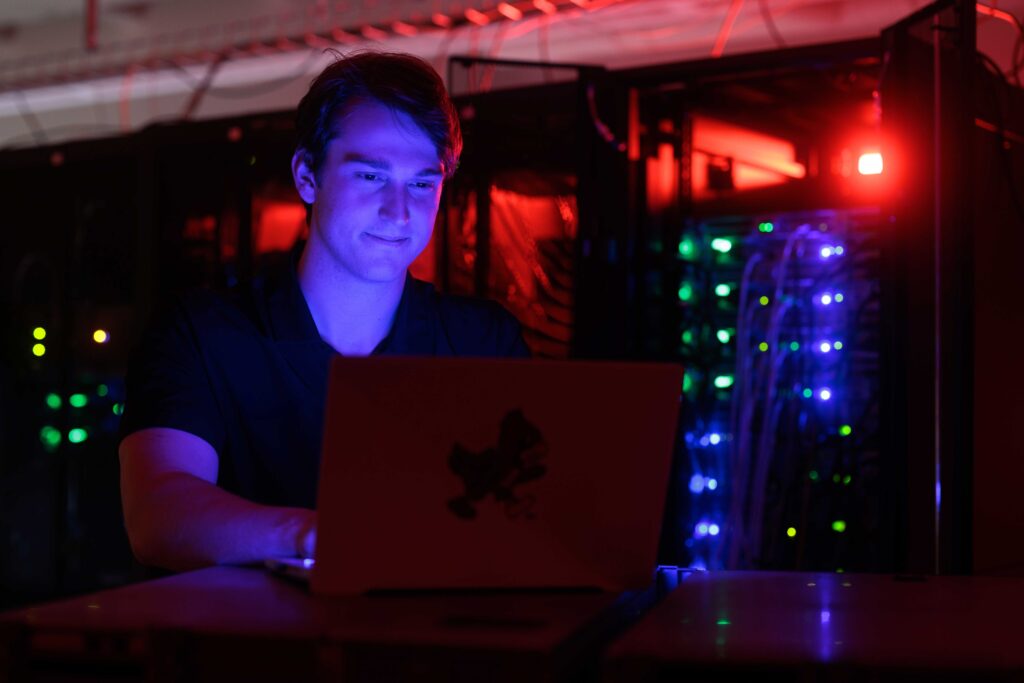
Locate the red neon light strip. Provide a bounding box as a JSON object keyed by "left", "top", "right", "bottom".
{"left": 711, "top": 0, "right": 745, "bottom": 58}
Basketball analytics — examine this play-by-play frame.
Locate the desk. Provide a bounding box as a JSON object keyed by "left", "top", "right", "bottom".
{"left": 0, "top": 566, "right": 643, "bottom": 682}
{"left": 605, "top": 570, "right": 1024, "bottom": 682}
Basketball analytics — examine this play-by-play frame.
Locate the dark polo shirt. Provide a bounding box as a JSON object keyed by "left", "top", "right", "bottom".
{"left": 120, "top": 266, "right": 530, "bottom": 509}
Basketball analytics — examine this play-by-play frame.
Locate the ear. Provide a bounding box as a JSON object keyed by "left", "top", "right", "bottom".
{"left": 291, "top": 150, "right": 318, "bottom": 205}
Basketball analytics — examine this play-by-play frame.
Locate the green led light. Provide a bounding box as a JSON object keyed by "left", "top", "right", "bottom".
{"left": 39, "top": 426, "right": 61, "bottom": 450}
{"left": 716, "top": 619, "right": 731, "bottom": 626}
{"left": 834, "top": 341, "right": 844, "bottom": 350}
{"left": 717, "top": 329, "right": 731, "bottom": 344}
{"left": 759, "top": 295, "right": 769, "bottom": 306}
{"left": 843, "top": 475, "right": 852, "bottom": 485}
{"left": 715, "top": 283, "right": 731, "bottom": 297}
{"left": 69, "top": 393, "right": 88, "bottom": 408}
{"left": 839, "top": 424, "right": 852, "bottom": 437}
{"left": 682, "top": 330, "right": 695, "bottom": 345}
{"left": 790, "top": 341, "right": 800, "bottom": 351}
{"left": 834, "top": 293, "right": 845, "bottom": 303}
{"left": 758, "top": 342, "right": 769, "bottom": 352}
{"left": 112, "top": 403, "right": 124, "bottom": 416}
{"left": 678, "top": 282, "right": 695, "bottom": 302}
{"left": 714, "top": 375, "right": 734, "bottom": 389}
{"left": 68, "top": 428, "right": 88, "bottom": 444}
{"left": 710, "top": 237, "right": 734, "bottom": 254}
{"left": 758, "top": 222, "right": 774, "bottom": 233}
{"left": 678, "top": 237, "right": 697, "bottom": 259}
{"left": 809, "top": 470, "right": 819, "bottom": 481}
{"left": 45, "top": 393, "right": 62, "bottom": 410}
{"left": 802, "top": 388, "right": 813, "bottom": 398}
{"left": 832, "top": 473, "right": 841, "bottom": 483}
{"left": 831, "top": 520, "right": 847, "bottom": 533}
{"left": 97, "top": 384, "right": 109, "bottom": 397}
{"left": 786, "top": 527, "right": 797, "bottom": 538}
{"left": 33, "top": 327, "right": 47, "bottom": 340}
{"left": 32, "top": 343, "right": 46, "bottom": 357}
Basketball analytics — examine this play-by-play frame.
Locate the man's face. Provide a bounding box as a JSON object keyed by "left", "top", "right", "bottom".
{"left": 294, "top": 99, "right": 444, "bottom": 284}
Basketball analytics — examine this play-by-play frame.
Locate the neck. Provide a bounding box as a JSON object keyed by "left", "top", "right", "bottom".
{"left": 297, "top": 242, "right": 405, "bottom": 356}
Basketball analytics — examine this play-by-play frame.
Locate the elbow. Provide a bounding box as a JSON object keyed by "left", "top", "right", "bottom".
{"left": 123, "top": 499, "right": 210, "bottom": 573}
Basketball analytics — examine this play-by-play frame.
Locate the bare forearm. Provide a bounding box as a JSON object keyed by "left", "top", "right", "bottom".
{"left": 127, "top": 471, "right": 313, "bottom": 572}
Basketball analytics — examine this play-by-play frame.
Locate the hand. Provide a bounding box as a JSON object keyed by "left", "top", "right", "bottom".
{"left": 295, "top": 510, "right": 317, "bottom": 559}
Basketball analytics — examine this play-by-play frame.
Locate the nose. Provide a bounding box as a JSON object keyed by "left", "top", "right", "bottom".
{"left": 378, "top": 183, "right": 410, "bottom": 225}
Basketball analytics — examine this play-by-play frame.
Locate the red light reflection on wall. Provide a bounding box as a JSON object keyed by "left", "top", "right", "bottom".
{"left": 254, "top": 201, "right": 306, "bottom": 254}
{"left": 691, "top": 116, "right": 805, "bottom": 199}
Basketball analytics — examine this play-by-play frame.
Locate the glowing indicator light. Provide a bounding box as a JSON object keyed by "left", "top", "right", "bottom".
{"left": 69, "top": 393, "right": 88, "bottom": 408}
{"left": 33, "top": 327, "right": 47, "bottom": 340}
{"left": 802, "top": 388, "right": 813, "bottom": 398}
{"left": 32, "top": 344, "right": 46, "bottom": 357}
{"left": 786, "top": 527, "right": 797, "bottom": 538}
{"left": 92, "top": 329, "right": 109, "bottom": 344}
{"left": 682, "top": 330, "right": 695, "bottom": 345}
{"left": 97, "top": 384, "right": 108, "bottom": 397}
{"left": 758, "top": 342, "right": 769, "bottom": 352}
{"left": 45, "top": 393, "right": 61, "bottom": 410}
{"left": 835, "top": 293, "right": 845, "bottom": 303}
{"left": 835, "top": 246, "right": 845, "bottom": 256}
{"left": 112, "top": 403, "right": 124, "bottom": 416}
{"left": 708, "top": 524, "right": 720, "bottom": 536}
{"left": 716, "top": 619, "right": 731, "bottom": 626}
{"left": 821, "top": 610, "right": 831, "bottom": 625}
{"left": 834, "top": 341, "right": 844, "bottom": 350}
{"left": 832, "top": 520, "right": 847, "bottom": 533}
{"left": 717, "top": 329, "right": 731, "bottom": 344}
{"left": 821, "top": 294, "right": 833, "bottom": 305}
{"left": 758, "top": 222, "right": 774, "bottom": 233}
{"left": 497, "top": 2, "right": 523, "bottom": 20}
{"left": 710, "top": 238, "right": 733, "bottom": 254}
{"left": 820, "top": 342, "right": 832, "bottom": 353}
{"left": 68, "top": 428, "right": 88, "bottom": 444}
{"left": 790, "top": 342, "right": 800, "bottom": 352}
{"left": 809, "top": 470, "right": 819, "bottom": 481}
{"left": 709, "top": 433, "right": 722, "bottom": 445}
{"left": 839, "top": 425, "right": 852, "bottom": 436}
{"left": 678, "top": 283, "right": 695, "bottom": 302}
{"left": 819, "top": 388, "right": 832, "bottom": 401}
{"left": 715, "top": 284, "right": 731, "bottom": 297}
{"left": 39, "top": 426, "right": 61, "bottom": 449}
{"left": 678, "top": 237, "right": 697, "bottom": 259}
{"left": 682, "top": 373, "right": 694, "bottom": 393}
{"left": 707, "top": 478, "right": 718, "bottom": 490}
{"left": 697, "top": 523, "right": 709, "bottom": 536}
{"left": 843, "top": 475, "right": 852, "bottom": 485}
{"left": 714, "top": 375, "right": 734, "bottom": 389}
{"left": 759, "top": 295, "right": 770, "bottom": 306}
{"left": 858, "top": 152, "right": 883, "bottom": 175}
{"left": 820, "top": 246, "right": 835, "bottom": 259}
{"left": 689, "top": 475, "right": 705, "bottom": 494}
{"left": 833, "top": 473, "right": 841, "bottom": 483}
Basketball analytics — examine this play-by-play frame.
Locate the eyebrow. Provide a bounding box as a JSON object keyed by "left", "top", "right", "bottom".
{"left": 341, "top": 154, "right": 444, "bottom": 178}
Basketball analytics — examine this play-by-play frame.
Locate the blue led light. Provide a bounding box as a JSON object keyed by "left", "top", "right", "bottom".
{"left": 820, "top": 246, "right": 834, "bottom": 258}
{"left": 709, "top": 433, "right": 722, "bottom": 445}
{"left": 820, "top": 293, "right": 833, "bottom": 305}
{"left": 696, "top": 523, "right": 709, "bottom": 537}
{"left": 706, "top": 478, "right": 718, "bottom": 490}
{"left": 819, "top": 388, "right": 832, "bottom": 401}
{"left": 689, "top": 474, "right": 706, "bottom": 494}
{"left": 708, "top": 523, "right": 720, "bottom": 536}
{"left": 820, "top": 342, "right": 832, "bottom": 353}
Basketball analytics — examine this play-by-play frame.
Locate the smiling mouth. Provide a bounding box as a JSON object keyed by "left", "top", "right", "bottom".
{"left": 365, "top": 233, "right": 409, "bottom": 245}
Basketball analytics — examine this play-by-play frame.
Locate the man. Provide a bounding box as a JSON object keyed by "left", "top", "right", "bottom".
{"left": 119, "top": 52, "right": 529, "bottom": 572}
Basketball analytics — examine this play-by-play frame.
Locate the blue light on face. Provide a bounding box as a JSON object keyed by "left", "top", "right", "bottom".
{"left": 690, "top": 474, "right": 706, "bottom": 494}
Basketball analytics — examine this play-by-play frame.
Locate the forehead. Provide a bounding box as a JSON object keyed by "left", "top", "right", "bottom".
{"left": 327, "top": 100, "right": 441, "bottom": 166}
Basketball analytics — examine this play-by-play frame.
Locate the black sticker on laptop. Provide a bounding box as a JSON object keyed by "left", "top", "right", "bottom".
{"left": 447, "top": 409, "right": 547, "bottom": 521}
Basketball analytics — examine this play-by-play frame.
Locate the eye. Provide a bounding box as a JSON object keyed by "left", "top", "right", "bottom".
{"left": 357, "top": 172, "right": 385, "bottom": 182}
{"left": 410, "top": 180, "right": 437, "bottom": 192}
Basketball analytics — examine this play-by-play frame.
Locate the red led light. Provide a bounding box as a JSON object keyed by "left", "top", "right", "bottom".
{"left": 858, "top": 152, "right": 883, "bottom": 175}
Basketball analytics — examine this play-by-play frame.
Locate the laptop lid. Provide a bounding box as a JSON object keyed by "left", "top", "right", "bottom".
{"left": 311, "top": 357, "right": 683, "bottom": 595}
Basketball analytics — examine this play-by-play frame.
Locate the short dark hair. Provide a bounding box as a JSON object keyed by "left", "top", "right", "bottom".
{"left": 294, "top": 51, "right": 462, "bottom": 180}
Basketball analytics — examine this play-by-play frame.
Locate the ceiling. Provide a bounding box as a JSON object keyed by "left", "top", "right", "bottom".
{"left": 0, "top": 0, "right": 1019, "bottom": 149}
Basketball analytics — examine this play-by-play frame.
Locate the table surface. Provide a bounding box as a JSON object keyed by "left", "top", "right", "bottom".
{"left": 607, "top": 570, "right": 1024, "bottom": 673}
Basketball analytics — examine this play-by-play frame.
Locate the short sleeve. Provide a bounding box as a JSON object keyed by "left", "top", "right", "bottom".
{"left": 119, "top": 294, "right": 227, "bottom": 453}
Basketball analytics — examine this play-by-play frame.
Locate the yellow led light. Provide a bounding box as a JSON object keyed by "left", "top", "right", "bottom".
{"left": 93, "top": 329, "right": 109, "bottom": 344}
